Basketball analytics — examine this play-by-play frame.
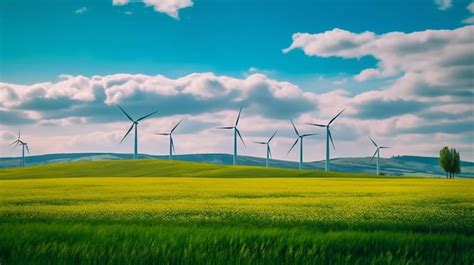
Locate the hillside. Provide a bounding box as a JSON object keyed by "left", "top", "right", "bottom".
{"left": 0, "top": 159, "right": 375, "bottom": 180}
{"left": 1, "top": 152, "right": 473, "bottom": 178}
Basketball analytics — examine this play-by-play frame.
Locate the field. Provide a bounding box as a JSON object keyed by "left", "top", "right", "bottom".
{"left": 0, "top": 160, "right": 473, "bottom": 264}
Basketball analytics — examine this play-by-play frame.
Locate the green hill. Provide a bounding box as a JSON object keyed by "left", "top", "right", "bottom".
{"left": 1, "top": 152, "right": 473, "bottom": 178}
{"left": 0, "top": 159, "right": 378, "bottom": 180}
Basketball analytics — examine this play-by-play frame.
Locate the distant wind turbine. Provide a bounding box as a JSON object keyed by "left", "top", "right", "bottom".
{"left": 11, "top": 130, "right": 30, "bottom": 167}
{"left": 254, "top": 130, "right": 278, "bottom": 167}
{"left": 288, "top": 120, "right": 318, "bottom": 170}
{"left": 155, "top": 119, "right": 183, "bottom": 160}
{"left": 118, "top": 105, "right": 157, "bottom": 159}
{"left": 369, "top": 136, "right": 390, "bottom": 175}
{"left": 217, "top": 106, "right": 246, "bottom": 165}
{"left": 306, "top": 109, "right": 344, "bottom": 171}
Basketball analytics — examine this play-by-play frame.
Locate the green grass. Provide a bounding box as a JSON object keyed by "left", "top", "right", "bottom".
{"left": 0, "top": 159, "right": 473, "bottom": 264}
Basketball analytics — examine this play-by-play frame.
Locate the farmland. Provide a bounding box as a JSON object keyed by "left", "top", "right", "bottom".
{"left": 0, "top": 160, "right": 473, "bottom": 264}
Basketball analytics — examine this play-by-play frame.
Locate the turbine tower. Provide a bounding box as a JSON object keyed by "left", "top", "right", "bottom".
{"left": 11, "top": 130, "right": 30, "bottom": 167}
{"left": 217, "top": 106, "right": 245, "bottom": 165}
{"left": 155, "top": 119, "right": 183, "bottom": 160}
{"left": 306, "top": 109, "right": 344, "bottom": 171}
{"left": 369, "top": 136, "right": 390, "bottom": 175}
{"left": 288, "top": 120, "right": 318, "bottom": 170}
{"left": 118, "top": 105, "right": 157, "bottom": 159}
{"left": 254, "top": 130, "right": 278, "bottom": 167}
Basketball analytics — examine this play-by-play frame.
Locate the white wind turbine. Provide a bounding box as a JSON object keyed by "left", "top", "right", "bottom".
{"left": 11, "top": 130, "right": 30, "bottom": 167}
{"left": 217, "top": 107, "right": 245, "bottom": 165}
{"left": 306, "top": 109, "right": 344, "bottom": 171}
{"left": 254, "top": 130, "right": 278, "bottom": 167}
{"left": 369, "top": 136, "right": 390, "bottom": 175}
{"left": 288, "top": 120, "right": 318, "bottom": 170}
{"left": 155, "top": 119, "right": 183, "bottom": 160}
{"left": 118, "top": 105, "right": 157, "bottom": 159}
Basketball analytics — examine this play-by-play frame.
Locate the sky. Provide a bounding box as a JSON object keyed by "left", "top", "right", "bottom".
{"left": 0, "top": 0, "right": 473, "bottom": 161}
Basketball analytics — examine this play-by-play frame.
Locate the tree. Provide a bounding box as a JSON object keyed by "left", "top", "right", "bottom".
{"left": 452, "top": 148, "right": 461, "bottom": 178}
{"left": 439, "top": 147, "right": 461, "bottom": 179}
{"left": 439, "top": 146, "right": 450, "bottom": 178}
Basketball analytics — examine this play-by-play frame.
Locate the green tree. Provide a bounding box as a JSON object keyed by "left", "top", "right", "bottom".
{"left": 452, "top": 148, "right": 461, "bottom": 178}
{"left": 439, "top": 147, "right": 461, "bottom": 179}
{"left": 439, "top": 146, "right": 450, "bottom": 178}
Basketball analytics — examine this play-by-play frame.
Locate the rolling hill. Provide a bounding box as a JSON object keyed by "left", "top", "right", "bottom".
{"left": 0, "top": 152, "right": 473, "bottom": 178}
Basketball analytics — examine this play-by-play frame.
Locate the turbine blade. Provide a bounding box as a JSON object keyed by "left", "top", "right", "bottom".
{"left": 305, "top": 122, "right": 326, "bottom": 128}
{"left": 171, "top": 119, "right": 183, "bottom": 133}
{"left": 18, "top": 129, "right": 21, "bottom": 140}
{"left": 370, "top": 149, "right": 378, "bottom": 161}
{"left": 118, "top": 105, "right": 134, "bottom": 122}
{"left": 10, "top": 140, "right": 19, "bottom": 146}
{"left": 137, "top": 110, "right": 158, "bottom": 122}
{"left": 301, "top": 133, "right": 318, "bottom": 137}
{"left": 154, "top": 133, "right": 170, "bottom": 136}
{"left": 216, "top": 126, "right": 234, "bottom": 129}
{"left": 268, "top": 130, "right": 278, "bottom": 143}
{"left": 268, "top": 145, "right": 273, "bottom": 159}
{"left": 235, "top": 106, "right": 243, "bottom": 126}
{"left": 119, "top": 124, "right": 135, "bottom": 143}
{"left": 236, "top": 128, "right": 246, "bottom": 147}
{"left": 328, "top": 129, "right": 335, "bottom": 150}
{"left": 287, "top": 138, "right": 299, "bottom": 154}
{"left": 25, "top": 144, "right": 30, "bottom": 154}
{"left": 380, "top": 146, "right": 390, "bottom": 149}
{"left": 290, "top": 119, "right": 300, "bottom": 136}
{"left": 328, "top": 108, "right": 345, "bottom": 125}
{"left": 369, "top": 136, "right": 378, "bottom": 147}
{"left": 254, "top": 141, "right": 266, "bottom": 144}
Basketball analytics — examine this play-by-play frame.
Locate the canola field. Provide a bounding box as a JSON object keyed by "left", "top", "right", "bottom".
{"left": 0, "top": 160, "right": 473, "bottom": 264}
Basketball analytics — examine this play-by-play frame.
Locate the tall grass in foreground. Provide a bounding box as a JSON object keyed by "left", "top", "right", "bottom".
{"left": 0, "top": 160, "right": 473, "bottom": 264}
{"left": 1, "top": 223, "right": 472, "bottom": 265}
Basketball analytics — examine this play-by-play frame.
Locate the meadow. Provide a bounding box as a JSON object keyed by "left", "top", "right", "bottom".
{"left": 0, "top": 160, "right": 473, "bottom": 264}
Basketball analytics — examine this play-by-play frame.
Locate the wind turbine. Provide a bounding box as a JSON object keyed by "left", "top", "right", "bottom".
{"left": 217, "top": 106, "right": 246, "bottom": 165}
{"left": 288, "top": 120, "right": 318, "bottom": 170}
{"left": 11, "top": 130, "right": 30, "bottom": 167}
{"left": 155, "top": 119, "right": 183, "bottom": 160}
{"left": 369, "top": 136, "right": 389, "bottom": 175}
{"left": 306, "top": 109, "right": 344, "bottom": 171}
{"left": 254, "top": 130, "right": 278, "bottom": 167}
{"left": 118, "top": 105, "right": 157, "bottom": 159}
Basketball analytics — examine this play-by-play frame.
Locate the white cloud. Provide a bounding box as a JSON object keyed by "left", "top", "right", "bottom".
{"left": 75, "top": 6, "right": 88, "bottom": 14}
{"left": 112, "top": 0, "right": 193, "bottom": 19}
{"left": 469, "top": 2, "right": 474, "bottom": 12}
{"left": 462, "top": 2, "right": 474, "bottom": 24}
{"left": 284, "top": 26, "right": 474, "bottom": 102}
{"left": 434, "top": 0, "right": 453, "bottom": 10}
{"left": 0, "top": 69, "right": 472, "bottom": 160}
{"left": 0, "top": 73, "right": 317, "bottom": 124}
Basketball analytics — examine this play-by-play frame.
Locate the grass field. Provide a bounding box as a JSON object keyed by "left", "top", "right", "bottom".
{"left": 0, "top": 160, "right": 473, "bottom": 264}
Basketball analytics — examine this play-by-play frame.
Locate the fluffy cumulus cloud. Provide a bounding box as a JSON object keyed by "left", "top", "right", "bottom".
{"left": 112, "top": 0, "right": 193, "bottom": 19}
{"left": 0, "top": 73, "right": 316, "bottom": 125}
{"left": 284, "top": 26, "right": 474, "bottom": 109}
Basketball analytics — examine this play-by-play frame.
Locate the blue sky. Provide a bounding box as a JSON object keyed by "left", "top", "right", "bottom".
{"left": 1, "top": 0, "right": 469, "bottom": 84}
{"left": 1, "top": 0, "right": 473, "bottom": 161}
